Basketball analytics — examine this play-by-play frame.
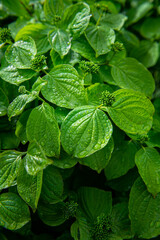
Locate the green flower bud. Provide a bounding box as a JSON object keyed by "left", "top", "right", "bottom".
{"left": 31, "top": 55, "right": 47, "bottom": 72}
{"left": 0, "top": 28, "right": 12, "bottom": 43}
{"left": 100, "top": 91, "right": 115, "bottom": 107}
{"left": 63, "top": 201, "right": 78, "bottom": 220}
{"left": 112, "top": 42, "right": 124, "bottom": 53}
{"left": 18, "top": 86, "right": 27, "bottom": 94}
{"left": 79, "top": 61, "right": 99, "bottom": 74}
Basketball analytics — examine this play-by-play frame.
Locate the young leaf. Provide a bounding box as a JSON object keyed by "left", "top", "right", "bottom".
{"left": 6, "top": 37, "right": 37, "bottom": 69}
{"left": 44, "top": 0, "right": 64, "bottom": 22}
{"left": 24, "top": 141, "right": 53, "bottom": 175}
{"left": 17, "top": 160, "right": 43, "bottom": 211}
{"left": 104, "top": 141, "right": 137, "bottom": 180}
{"left": 61, "top": 106, "right": 113, "bottom": 158}
{"left": 111, "top": 58, "right": 155, "bottom": 96}
{"left": 129, "top": 177, "right": 160, "bottom": 239}
{"left": 85, "top": 25, "right": 115, "bottom": 57}
{"left": 15, "top": 23, "right": 51, "bottom": 55}
{"left": 62, "top": 2, "right": 91, "bottom": 38}
{"left": 41, "top": 166, "right": 64, "bottom": 204}
{"left": 48, "top": 29, "right": 71, "bottom": 57}
{"left": 8, "top": 94, "right": 36, "bottom": 120}
{"left": 0, "top": 192, "right": 30, "bottom": 230}
{"left": 107, "top": 89, "right": 154, "bottom": 135}
{"left": 41, "top": 64, "right": 87, "bottom": 109}
{"left": 78, "top": 187, "right": 112, "bottom": 221}
{"left": 135, "top": 147, "right": 160, "bottom": 196}
{"left": 0, "top": 88, "right": 9, "bottom": 116}
{"left": 0, "top": 57, "right": 36, "bottom": 85}
{"left": 26, "top": 103, "right": 60, "bottom": 157}
{"left": 79, "top": 137, "right": 114, "bottom": 173}
{"left": 0, "top": 150, "right": 22, "bottom": 190}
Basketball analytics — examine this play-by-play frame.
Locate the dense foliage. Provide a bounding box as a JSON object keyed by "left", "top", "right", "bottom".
{"left": 0, "top": 0, "right": 160, "bottom": 239}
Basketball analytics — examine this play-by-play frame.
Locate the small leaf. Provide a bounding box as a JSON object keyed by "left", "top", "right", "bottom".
{"left": 0, "top": 192, "right": 30, "bottom": 230}
{"left": 41, "top": 64, "right": 87, "bottom": 109}
{"left": 24, "top": 141, "right": 53, "bottom": 175}
{"left": 111, "top": 57, "right": 155, "bottom": 96}
{"left": 61, "top": 106, "right": 113, "bottom": 158}
{"left": 26, "top": 103, "right": 60, "bottom": 157}
{"left": 107, "top": 89, "right": 154, "bottom": 134}
{"left": 17, "top": 160, "right": 43, "bottom": 211}
{"left": 0, "top": 150, "right": 22, "bottom": 190}
{"left": 49, "top": 28, "right": 71, "bottom": 57}
{"left": 140, "top": 17, "right": 160, "bottom": 40}
{"left": 78, "top": 187, "right": 112, "bottom": 221}
{"left": 135, "top": 147, "right": 160, "bottom": 196}
{"left": 85, "top": 25, "right": 115, "bottom": 57}
{"left": 129, "top": 177, "right": 160, "bottom": 239}
{"left": 0, "top": 88, "right": 9, "bottom": 116}
{"left": 8, "top": 94, "right": 36, "bottom": 120}
{"left": 6, "top": 37, "right": 37, "bottom": 69}
{"left": 41, "top": 166, "right": 64, "bottom": 204}
{"left": 44, "top": 0, "right": 64, "bottom": 22}
{"left": 62, "top": 2, "right": 91, "bottom": 38}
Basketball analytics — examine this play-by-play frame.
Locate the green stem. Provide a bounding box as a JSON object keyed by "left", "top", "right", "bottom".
{"left": 42, "top": 69, "right": 48, "bottom": 75}
{"left": 36, "top": 95, "right": 46, "bottom": 103}
{"left": 96, "top": 13, "right": 103, "bottom": 26}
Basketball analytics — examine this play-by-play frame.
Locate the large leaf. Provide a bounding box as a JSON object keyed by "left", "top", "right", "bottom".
{"left": 15, "top": 23, "right": 51, "bottom": 54}
{"left": 111, "top": 58, "right": 155, "bottom": 96}
{"left": 79, "top": 137, "right": 114, "bottom": 173}
{"left": 140, "top": 17, "right": 160, "bottom": 40}
{"left": 85, "top": 25, "right": 115, "bottom": 57}
{"left": 104, "top": 141, "right": 137, "bottom": 180}
{"left": 26, "top": 103, "right": 60, "bottom": 157}
{"left": 44, "top": 0, "right": 64, "bottom": 22}
{"left": 1, "top": 0, "right": 30, "bottom": 17}
{"left": 0, "top": 58, "right": 36, "bottom": 85}
{"left": 41, "top": 64, "right": 87, "bottom": 109}
{"left": 107, "top": 89, "right": 154, "bottom": 134}
{"left": 135, "top": 147, "right": 160, "bottom": 196}
{"left": 41, "top": 166, "right": 64, "bottom": 204}
{"left": 0, "top": 150, "right": 22, "bottom": 190}
{"left": 0, "top": 193, "right": 30, "bottom": 230}
{"left": 62, "top": 2, "right": 91, "bottom": 38}
{"left": 129, "top": 177, "right": 160, "bottom": 239}
{"left": 61, "top": 106, "right": 113, "bottom": 158}
{"left": 0, "top": 88, "right": 9, "bottom": 116}
{"left": 8, "top": 94, "right": 36, "bottom": 120}
{"left": 78, "top": 187, "right": 112, "bottom": 221}
{"left": 71, "top": 217, "right": 91, "bottom": 240}
{"left": 17, "top": 160, "right": 43, "bottom": 211}
{"left": 6, "top": 37, "right": 37, "bottom": 69}
{"left": 24, "top": 141, "right": 53, "bottom": 175}
{"left": 99, "top": 13, "right": 127, "bottom": 31}
{"left": 48, "top": 29, "right": 71, "bottom": 57}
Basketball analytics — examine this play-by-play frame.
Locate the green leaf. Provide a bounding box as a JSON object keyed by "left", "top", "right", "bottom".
{"left": 24, "top": 141, "right": 53, "bottom": 176}
{"left": 61, "top": 105, "right": 113, "bottom": 158}
{"left": 140, "top": 17, "right": 160, "bottom": 40}
{"left": 0, "top": 131, "right": 20, "bottom": 150}
{"left": 0, "top": 150, "right": 22, "bottom": 190}
{"left": 99, "top": 13, "right": 127, "bottom": 31}
{"left": 6, "top": 37, "right": 37, "bottom": 69}
{"left": 135, "top": 147, "right": 160, "bottom": 196}
{"left": 0, "top": 88, "right": 9, "bottom": 116}
{"left": 111, "top": 202, "right": 132, "bottom": 239}
{"left": 0, "top": 57, "right": 36, "bottom": 85}
{"left": 85, "top": 25, "right": 115, "bottom": 57}
{"left": 15, "top": 23, "right": 51, "bottom": 55}
{"left": 38, "top": 202, "right": 66, "bottom": 226}
{"left": 41, "top": 64, "right": 87, "bottom": 109}
{"left": 78, "top": 187, "right": 112, "bottom": 221}
{"left": 17, "top": 160, "right": 43, "bottom": 211}
{"left": 8, "top": 94, "right": 36, "bottom": 120}
{"left": 129, "top": 40, "right": 159, "bottom": 68}
{"left": 79, "top": 137, "right": 114, "bottom": 173}
{"left": 26, "top": 103, "right": 60, "bottom": 157}
{"left": 104, "top": 141, "right": 137, "bottom": 180}
{"left": 107, "top": 89, "right": 154, "bottom": 134}
{"left": 55, "top": 107, "right": 70, "bottom": 125}
{"left": 49, "top": 28, "right": 71, "bottom": 57}
{"left": 72, "top": 35, "right": 106, "bottom": 64}
{"left": 44, "top": 0, "right": 64, "bottom": 22}
{"left": 1, "top": 0, "right": 30, "bottom": 17}
{"left": 0, "top": 192, "right": 30, "bottom": 230}
{"left": 129, "top": 177, "right": 160, "bottom": 239}
{"left": 15, "top": 109, "right": 31, "bottom": 145}
{"left": 31, "top": 77, "right": 47, "bottom": 94}
{"left": 87, "top": 83, "right": 113, "bottom": 106}
{"left": 41, "top": 166, "right": 64, "bottom": 204}
{"left": 126, "top": 2, "right": 153, "bottom": 26}
{"left": 71, "top": 217, "right": 91, "bottom": 240}
{"left": 62, "top": 2, "right": 91, "bottom": 38}
{"left": 111, "top": 57, "right": 155, "bottom": 96}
